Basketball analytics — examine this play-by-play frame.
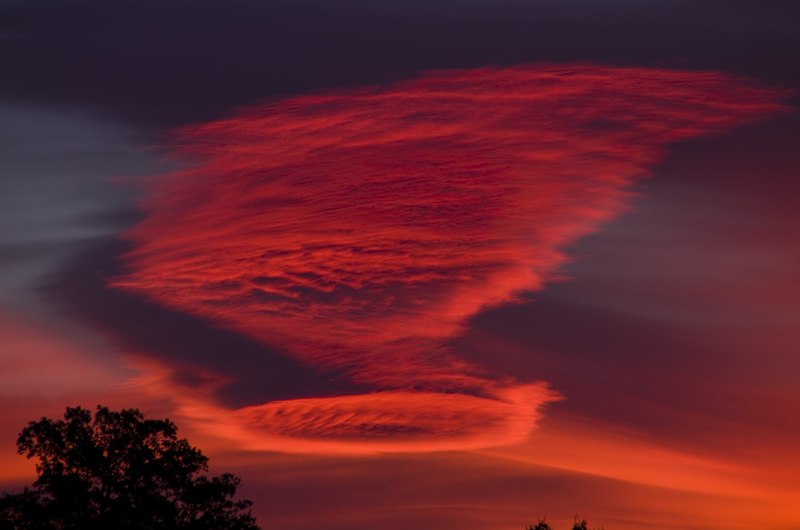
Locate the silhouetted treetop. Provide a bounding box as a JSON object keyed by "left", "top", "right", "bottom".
{"left": 0, "top": 406, "right": 261, "bottom": 530}
{"left": 527, "top": 517, "right": 605, "bottom": 530}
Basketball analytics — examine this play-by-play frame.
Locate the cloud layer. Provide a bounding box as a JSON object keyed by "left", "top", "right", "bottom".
{"left": 112, "top": 64, "right": 784, "bottom": 452}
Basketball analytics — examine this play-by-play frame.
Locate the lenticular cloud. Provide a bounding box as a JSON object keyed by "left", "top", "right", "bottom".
{"left": 113, "top": 64, "right": 785, "bottom": 452}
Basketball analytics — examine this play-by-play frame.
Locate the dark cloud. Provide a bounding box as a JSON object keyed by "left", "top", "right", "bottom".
{"left": 0, "top": 0, "right": 797, "bottom": 129}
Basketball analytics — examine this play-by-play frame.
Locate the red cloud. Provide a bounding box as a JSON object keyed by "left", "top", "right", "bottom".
{"left": 112, "top": 64, "right": 785, "bottom": 452}
{"left": 175, "top": 383, "right": 554, "bottom": 454}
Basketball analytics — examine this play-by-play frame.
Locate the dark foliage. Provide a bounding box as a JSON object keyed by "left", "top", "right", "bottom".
{"left": 0, "top": 406, "right": 261, "bottom": 530}
{"left": 527, "top": 517, "right": 604, "bottom": 530}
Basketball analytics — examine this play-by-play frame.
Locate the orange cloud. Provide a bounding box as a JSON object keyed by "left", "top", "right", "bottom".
{"left": 111, "top": 64, "right": 785, "bottom": 452}
{"left": 191, "top": 384, "right": 554, "bottom": 454}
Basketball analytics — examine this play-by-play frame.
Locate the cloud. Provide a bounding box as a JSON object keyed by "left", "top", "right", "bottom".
{"left": 0, "top": 104, "right": 155, "bottom": 309}
{"left": 171, "top": 382, "right": 554, "bottom": 454}
{"left": 111, "top": 64, "right": 785, "bottom": 452}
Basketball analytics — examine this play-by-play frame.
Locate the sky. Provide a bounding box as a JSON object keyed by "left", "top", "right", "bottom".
{"left": 1, "top": 1, "right": 799, "bottom": 529}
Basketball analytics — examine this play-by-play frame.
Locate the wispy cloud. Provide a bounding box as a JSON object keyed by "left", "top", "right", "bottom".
{"left": 112, "top": 64, "right": 785, "bottom": 452}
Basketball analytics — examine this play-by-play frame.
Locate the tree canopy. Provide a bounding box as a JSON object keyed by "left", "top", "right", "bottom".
{"left": 0, "top": 406, "right": 261, "bottom": 530}
{"left": 528, "top": 517, "right": 604, "bottom": 530}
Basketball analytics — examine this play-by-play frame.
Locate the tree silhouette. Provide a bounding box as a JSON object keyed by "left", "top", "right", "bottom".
{"left": 0, "top": 406, "right": 261, "bottom": 530}
{"left": 528, "top": 519, "right": 554, "bottom": 530}
{"left": 527, "top": 516, "right": 604, "bottom": 530}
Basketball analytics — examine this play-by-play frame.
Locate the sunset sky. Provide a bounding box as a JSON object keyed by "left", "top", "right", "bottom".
{"left": 1, "top": 1, "right": 799, "bottom": 529}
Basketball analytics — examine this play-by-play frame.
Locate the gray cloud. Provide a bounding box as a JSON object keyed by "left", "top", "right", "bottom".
{"left": 0, "top": 105, "right": 156, "bottom": 309}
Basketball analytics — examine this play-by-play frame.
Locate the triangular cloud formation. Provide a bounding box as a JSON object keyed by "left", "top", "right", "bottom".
{"left": 112, "top": 64, "right": 785, "bottom": 453}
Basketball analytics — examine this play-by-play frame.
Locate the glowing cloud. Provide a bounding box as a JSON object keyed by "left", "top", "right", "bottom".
{"left": 179, "top": 383, "right": 554, "bottom": 454}
{"left": 113, "top": 64, "right": 784, "bottom": 452}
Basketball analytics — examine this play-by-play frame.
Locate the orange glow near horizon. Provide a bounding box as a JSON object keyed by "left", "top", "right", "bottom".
{"left": 111, "top": 64, "right": 786, "bottom": 453}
